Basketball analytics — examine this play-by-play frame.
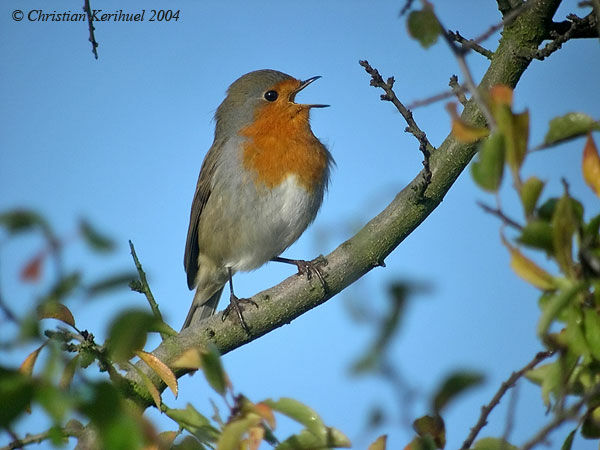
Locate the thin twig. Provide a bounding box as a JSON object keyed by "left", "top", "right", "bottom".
{"left": 128, "top": 240, "right": 175, "bottom": 339}
{"left": 407, "top": 84, "right": 467, "bottom": 109}
{"left": 359, "top": 60, "right": 433, "bottom": 191}
{"left": 400, "top": 0, "right": 416, "bottom": 16}
{"left": 438, "top": 22, "right": 497, "bottom": 130}
{"left": 520, "top": 391, "right": 593, "bottom": 450}
{"left": 460, "top": 350, "right": 554, "bottom": 450}
{"left": 83, "top": 0, "right": 99, "bottom": 59}
{"left": 477, "top": 201, "right": 523, "bottom": 231}
{"left": 1, "top": 424, "right": 80, "bottom": 450}
{"left": 447, "top": 30, "right": 494, "bottom": 59}
{"left": 449, "top": 75, "right": 468, "bottom": 106}
{"left": 533, "top": 13, "right": 598, "bottom": 60}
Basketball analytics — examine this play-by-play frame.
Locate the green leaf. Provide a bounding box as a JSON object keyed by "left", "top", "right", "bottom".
{"left": 582, "top": 406, "right": 600, "bottom": 438}
{"left": 40, "top": 272, "right": 81, "bottom": 304}
{"left": 471, "top": 132, "right": 505, "bottom": 192}
{"left": 86, "top": 272, "right": 138, "bottom": 298}
{"left": 538, "top": 197, "right": 584, "bottom": 223}
{"left": 166, "top": 404, "right": 219, "bottom": 443}
{"left": 217, "top": 415, "right": 261, "bottom": 450}
{"left": 517, "top": 220, "right": 554, "bottom": 254}
{"left": 505, "top": 111, "right": 530, "bottom": 174}
{"left": 265, "top": 397, "right": 326, "bottom": 440}
{"left": 0, "top": 209, "right": 50, "bottom": 235}
{"left": 561, "top": 428, "right": 577, "bottom": 450}
{"left": 106, "top": 310, "right": 162, "bottom": 362}
{"left": 520, "top": 176, "right": 545, "bottom": 217}
{"left": 36, "top": 384, "right": 72, "bottom": 422}
{"left": 200, "top": 344, "right": 229, "bottom": 396}
{"left": 583, "top": 308, "right": 600, "bottom": 361}
{"left": 543, "top": 112, "right": 600, "bottom": 146}
{"left": 0, "top": 368, "right": 35, "bottom": 427}
{"left": 413, "top": 415, "right": 445, "bottom": 448}
{"left": 473, "top": 437, "right": 518, "bottom": 450}
{"left": 552, "top": 194, "right": 579, "bottom": 277}
{"left": 432, "top": 370, "right": 485, "bottom": 413}
{"left": 537, "top": 283, "right": 585, "bottom": 338}
{"left": 407, "top": 6, "right": 441, "bottom": 48}
{"left": 276, "top": 427, "right": 351, "bottom": 449}
{"left": 79, "top": 219, "right": 115, "bottom": 252}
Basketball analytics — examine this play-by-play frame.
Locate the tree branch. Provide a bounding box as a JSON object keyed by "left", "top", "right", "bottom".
{"left": 460, "top": 351, "right": 554, "bottom": 449}
{"left": 448, "top": 30, "right": 494, "bottom": 59}
{"left": 123, "top": 0, "right": 565, "bottom": 409}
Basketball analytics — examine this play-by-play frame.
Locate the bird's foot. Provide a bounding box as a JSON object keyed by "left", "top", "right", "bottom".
{"left": 222, "top": 294, "right": 258, "bottom": 334}
{"left": 272, "top": 256, "right": 328, "bottom": 292}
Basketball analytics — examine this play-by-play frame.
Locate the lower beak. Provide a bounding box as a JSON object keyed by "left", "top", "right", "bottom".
{"left": 292, "top": 76, "right": 330, "bottom": 108}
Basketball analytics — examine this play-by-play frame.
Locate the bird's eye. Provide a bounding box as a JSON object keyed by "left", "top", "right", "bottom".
{"left": 264, "top": 90, "right": 278, "bottom": 102}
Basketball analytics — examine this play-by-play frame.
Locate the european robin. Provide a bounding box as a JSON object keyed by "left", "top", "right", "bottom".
{"left": 182, "top": 69, "right": 333, "bottom": 331}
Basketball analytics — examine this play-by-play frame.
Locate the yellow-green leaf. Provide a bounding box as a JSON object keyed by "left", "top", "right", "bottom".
{"left": 552, "top": 194, "right": 578, "bottom": 278}
{"left": 200, "top": 344, "right": 229, "bottom": 396}
{"left": 368, "top": 435, "right": 387, "bottom": 450}
{"left": 264, "top": 398, "right": 325, "bottom": 440}
{"left": 172, "top": 348, "right": 203, "bottom": 369}
{"left": 413, "top": 415, "right": 445, "bottom": 448}
{"left": 520, "top": 176, "right": 545, "bottom": 217}
{"left": 544, "top": 112, "right": 599, "bottom": 146}
{"left": 583, "top": 133, "right": 600, "bottom": 197}
{"left": 503, "top": 236, "right": 557, "bottom": 290}
{"left": 447, "top": 103, "right": 489, "bottom": 143}
{"left": 473, "top": 437, "right": 518, "bottom": 450}
{"left": 20, "top": 343, "right": 46, "bottom": 376}
{"left": 537, "top": 282, "right": 585, "bottom": 338}
{"left": 217, "top": 415, "right": 261, "bottom": 450}
{"left": 505, "top": 111, "right": 530, "bottom": 174}
{"left": 136, "top": 351, "right": 178, "bottom": 397}
{"left": 59, "top": 355, "right": 79, "bottom": 390}
{"left": 583, "top": 309, "right": 600, "bottom": 361}
{"left": 37, "top": 302, "right": 76, "bottom": 328}
{"left": 471, "top": 132, "right": 505, "bottom": 192}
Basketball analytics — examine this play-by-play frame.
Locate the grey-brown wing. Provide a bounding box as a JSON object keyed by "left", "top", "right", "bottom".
{"left": 184, "top": 143, "right": 219, "bottom": 289}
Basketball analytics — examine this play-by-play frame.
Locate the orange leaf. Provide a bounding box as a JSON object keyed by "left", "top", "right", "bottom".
{"left": 136, "top": 351, "right": 178, "bottom": 398}
{"left": 583, "top": 133, "right": 600, "bottom": 197}
{"left": 254, "top": 402, "right": 276, "bottom": 429}
{"left": 248, "top": 425, "right": 264, "bottom": 450}
{"left": 37, "top": 302, "right": 76, "bottom": 328}
{"left": 20, "top": 252, "right": 45, "bottom": 282}
{"left": 20, "top": 343, "right": 46, "bottom": 376}
{"left": 502, "top": 234, "right": 557, "bottom": 290}
{"left": 490, "top": 84, "right": 513, "bottom": 106}
{"left": 446, "top": 103, "right": 489, "bottom": 143}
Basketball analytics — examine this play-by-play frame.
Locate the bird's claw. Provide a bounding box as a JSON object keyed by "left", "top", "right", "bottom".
{"left": 222, "top": 294, "right": 258, "bottom": 334}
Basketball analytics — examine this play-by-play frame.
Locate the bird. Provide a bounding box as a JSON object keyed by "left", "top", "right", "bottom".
{"left": 182, "top": 69, "right": 333, "bottom": 331}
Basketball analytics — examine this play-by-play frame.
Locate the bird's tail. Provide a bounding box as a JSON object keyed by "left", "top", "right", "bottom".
{"left": 181, "top": 286, "right": 224, "bottom": 330}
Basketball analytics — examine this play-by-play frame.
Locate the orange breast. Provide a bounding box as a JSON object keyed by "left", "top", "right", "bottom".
{"left": 240, "top": 90, "right": 328, "bottom": 192}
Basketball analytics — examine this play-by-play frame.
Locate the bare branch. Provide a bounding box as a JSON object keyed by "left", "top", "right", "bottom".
{"left": 406, "top": 82, "right": 467, "bottom": 109}
{"left": 359, "top": 60, "right": 434, "bottom": 190}
{"left": 534, "top": 13, "right": 599, "bottom": 60}
{"left": 83, "top": 0, "right": 99, "bottom": 60}
{"left": 477, "top": 201, "right": 523, "bottom": 231}
{"left": 447, "top": 30, "right": 494, "bottom": 59}
{"left": 461, "top": 351, "right": 554, "bottom": 450}
{"left": 129, "top": 240, "right": 176, "bottom": 339}
{"left": 400, "top": 0, "right": 416, "bottom": 17}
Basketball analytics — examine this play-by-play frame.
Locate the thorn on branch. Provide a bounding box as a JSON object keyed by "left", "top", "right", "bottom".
{"left": 359, "top": 60, "right": 435, "bottom": 195}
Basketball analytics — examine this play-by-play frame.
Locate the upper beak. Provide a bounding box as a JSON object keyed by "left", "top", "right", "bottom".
{"left": 292, "top": 76, "right": 329, "bottom": 108}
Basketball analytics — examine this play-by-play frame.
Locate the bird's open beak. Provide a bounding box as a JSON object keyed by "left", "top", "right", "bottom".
{"left": 292, "top": 76, "right": 329, "bottom": 108}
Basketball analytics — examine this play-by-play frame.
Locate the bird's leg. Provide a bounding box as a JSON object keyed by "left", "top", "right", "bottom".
{"left": 222, "top": 267, "right": 257, "bottom": 334}
{"left": 271, "top": 256, "right": 328, "bottom": 292}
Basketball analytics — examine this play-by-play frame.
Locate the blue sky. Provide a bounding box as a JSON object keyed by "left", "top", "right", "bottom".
{"left": 1, "top": 1, "right": 599, "bottom": 449}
